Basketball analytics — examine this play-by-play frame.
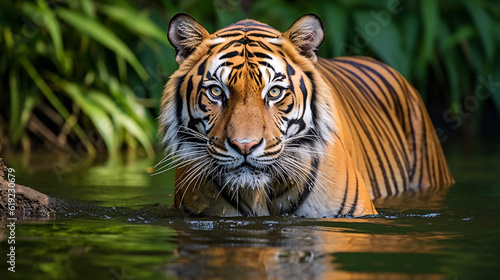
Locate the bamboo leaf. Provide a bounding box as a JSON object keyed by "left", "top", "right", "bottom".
{"left": 58, "top": 8, "right": 148, "bottom": 80}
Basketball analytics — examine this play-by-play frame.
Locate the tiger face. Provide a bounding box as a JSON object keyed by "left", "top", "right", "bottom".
{"left": 160, "top": 14, "right": 336, "bottom": 196}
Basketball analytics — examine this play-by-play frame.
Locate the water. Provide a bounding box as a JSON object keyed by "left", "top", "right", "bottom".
{"left": 1, "top": 138, "right": 500, "bottom": 279}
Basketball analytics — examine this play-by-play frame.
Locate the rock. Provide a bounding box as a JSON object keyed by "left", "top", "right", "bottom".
{"left": 0, "top": 158, "right": 69, "bottom": 219}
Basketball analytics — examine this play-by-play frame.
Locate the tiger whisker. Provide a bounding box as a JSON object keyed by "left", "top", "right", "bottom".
{"left": 153, "top": 154, "right": 209, "bottom": 176}
{"left": 174, "top": 157, "right": 212, "bottom": 192}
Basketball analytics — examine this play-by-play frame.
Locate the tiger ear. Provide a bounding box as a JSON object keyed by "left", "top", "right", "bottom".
{"left": 283, "top": 14, "right": 325, "bottom": 62}
{"left": 168, "top": 13, "right": 210, "bottom": 64}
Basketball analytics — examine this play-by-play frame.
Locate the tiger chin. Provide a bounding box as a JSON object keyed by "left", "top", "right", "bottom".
{"left": 158, "top": 13, "right": 454, "bottom": 218}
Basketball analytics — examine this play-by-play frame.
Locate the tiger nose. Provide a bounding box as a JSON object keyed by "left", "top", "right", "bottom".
{"left": 230, "top": 139, "right": 260, "bottom": 156}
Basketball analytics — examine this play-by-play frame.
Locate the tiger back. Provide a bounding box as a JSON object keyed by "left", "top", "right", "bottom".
{"left": 158, "top": 13, "right": 454, "bottom": 218}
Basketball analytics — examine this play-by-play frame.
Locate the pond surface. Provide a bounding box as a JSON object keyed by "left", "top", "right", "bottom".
{"left": 1, "top": 137, "right": 500, "bottom": 279}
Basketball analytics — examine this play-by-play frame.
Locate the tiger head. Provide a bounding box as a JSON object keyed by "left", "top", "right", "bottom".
{"left": 159, "top": 14, "right": 337, "bottom": 195}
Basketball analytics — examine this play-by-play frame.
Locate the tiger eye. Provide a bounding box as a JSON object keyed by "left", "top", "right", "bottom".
{"left": 210, "top": 86, "right": 223, "bottom": 97}
{"left": 268, "top": 86, "right": 282, "bottom": 99}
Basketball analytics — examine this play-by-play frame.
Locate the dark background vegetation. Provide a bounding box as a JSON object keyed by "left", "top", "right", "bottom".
{"left": 1, "top": 0, "right": 499, "bottom": 157}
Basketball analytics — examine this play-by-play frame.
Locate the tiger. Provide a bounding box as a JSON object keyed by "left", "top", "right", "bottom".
{"left": 158, "top": 13, "right": 454, "bottom": 218}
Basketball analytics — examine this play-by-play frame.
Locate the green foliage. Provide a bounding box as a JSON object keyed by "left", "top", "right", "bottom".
{"left": 0, "top": 0, "right": 177, "bottom": 156}
{"left": 1, "top": 0, "right": 499, "bottom": 155}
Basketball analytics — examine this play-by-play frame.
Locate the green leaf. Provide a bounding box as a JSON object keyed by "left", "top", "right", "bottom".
{"left": 464, "top": 1, "right": 494, "bottom": 62}
{"left": 19, "top": 58, "right": 95, "bottom": 155}
{"left": 441, "top": 49, "right": 460, "bottom": 108}
{"left": 99, "top": 5, "right": 171, "bottom": 47}
{"left": 79, "top": 0, "right": 96, "bottom": 18}
{"left": 439, "top": 25, "right": 475, "bottom": 51}
{"left": 60, "top": 82, "right": 119, "bottom": 156}
{"left": 104, "top": 76, "right": 155, "bottom": 139}
{"left": 119, "top": 84, "right": 155, "bottom": 137}
{"left": 9, "top": 71, "right": 37, "bottom": 144}
{"left": 9, "top": 71, "right": 20, "bottom": 135}
{"left": 401, "top": 13, "right": 419, "bottom": 58}
{"left": 19, "top": 57, "right": 70, "bottom": 121}
{"left": 321, "top": 2, "right": 347, "bottom": 57}
{"left": 58, "top": 8, "right": 148, "bottom": 80}
{"left": 468, "top": 41, "right": 486, "bottom": 75}
{"left": 88, "top": 91, "right": 155, "bottom": 158}
{"left": 416, "top": 0, "right": 439, "bottom": 78}
{"left": 353, "top": 11, "right": 407, "bottom": 76}
{"left": 33, "top": 0, "right": 66, "bottom": 67}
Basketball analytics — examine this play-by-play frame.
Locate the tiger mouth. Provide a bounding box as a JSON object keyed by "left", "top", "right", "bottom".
{"left": 228, "top": 160, "right": 269, "bottom": 173}
{"left": 213, "top": 161, "right": 271, "bottom": 190}
{"left": 238, "top": 162, "right": 258, "bottom": 170}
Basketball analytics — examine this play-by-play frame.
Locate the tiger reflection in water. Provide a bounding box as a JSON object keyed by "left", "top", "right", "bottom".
{"left": 164, "top": 216, "right": 447, "bottom": 280}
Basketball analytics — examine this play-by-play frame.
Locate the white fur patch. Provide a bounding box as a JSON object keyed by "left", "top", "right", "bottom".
{"left": 267, "top": 38, "right": 283, "bottom": 45}
{"left": 208, "top": 37, "right": 226, "bottom": 45}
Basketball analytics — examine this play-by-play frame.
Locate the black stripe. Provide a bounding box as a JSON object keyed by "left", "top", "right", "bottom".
{"left": 286, "top": 61, "right": 296, "bottom": 76}
{"left": 218, "top": 32, "right": 244, "bottom": 38}
{"left": 185, "top": 76, "right": 194, "bottom": 115}
{"left": 185, "top": 76, "right": 205, "bottom": 133}
{"left": 175, "top": 75, "right": 186, "bottom": 121}
{"left": 299, "top": 76, "right": 308, "bottom": 120}
{"left": 347, "top": 175, "right": 359, "bottom": 216}
{"left": 247, "top": 32, "right": 278, "bottom": 38}
{"left": 324, "top": 63, "right": 393, "bottom": 196}
{"left": 253, "top": 52, "right": 272, "bottom": 59}
{"left": 220, "top": 51, "right": 240, "bottom": 59}
{"left": 331, "top": 61, "right": 405, "bottom": 195}
{"left": 289, "top": 156, "right": 320, "bottom": 214}
{"left": 198, "top": 57, "right": 208, "bottom": 76}
{"left": 241, "top": 27, "right": 277, "bottom": 33}
{"left": 278, "top": 100, "right": 294, "bottom": 114}
{"left": 256, "top": 41, "right": 274, "bottom": 52}
{"left": 338, "top": 164, "right": 349, "bottom": 214}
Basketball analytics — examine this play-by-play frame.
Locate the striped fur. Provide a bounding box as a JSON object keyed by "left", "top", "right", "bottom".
{"left": 158, "top": 14, "right": 454, "bottom": 218}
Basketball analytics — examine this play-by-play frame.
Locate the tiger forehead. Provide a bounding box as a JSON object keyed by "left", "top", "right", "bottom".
{"left": 204, "top": 50, "right": 285, "bottom": 89}
{"left": 215, "top": 19, "right": 281, "bottom": 38}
